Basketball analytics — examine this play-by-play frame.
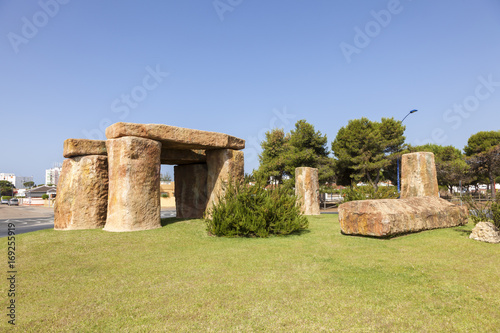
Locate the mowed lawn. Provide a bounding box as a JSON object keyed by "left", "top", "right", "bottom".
{"left": 1, "top": 215, "right": 499, "bottom": 332}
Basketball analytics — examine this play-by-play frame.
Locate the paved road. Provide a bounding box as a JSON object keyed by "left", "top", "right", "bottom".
{"left": 161, "top": 210, "right": 176, "bottom": 219}
{"left": 0, "top": 216, "right": 55, "bottom": 238}
{"left": 0, "top": 206, "right": 176, "bottom": 238}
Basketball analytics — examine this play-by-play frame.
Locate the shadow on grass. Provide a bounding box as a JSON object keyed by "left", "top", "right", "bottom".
{"left": 340, "top": 225, "right": 475, "bottom": 240}
{"left": 340, "top": 231, "right": 393, "bottom": 240}
{"left": 453, "top": 228, "right": 472, "bottom": 237}
{"left": 160, "top": 217, "right": 311, "bottom": 238}
{"left": 206, "top": 228, "right": 312, "bottom": 238}
{"left": 160, "top": 217, "right": 195, "bottom": 227}
{"left": 284, "top": 229, "right": 311, "bottom": 237}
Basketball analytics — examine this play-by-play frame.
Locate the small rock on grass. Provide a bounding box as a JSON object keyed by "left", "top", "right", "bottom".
{"left": 470, "top": 222, "right": 500, "bottom": 244}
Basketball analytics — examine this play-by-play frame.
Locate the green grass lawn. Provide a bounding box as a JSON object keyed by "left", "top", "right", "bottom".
{"left": 1, "top": 215, "right": 499, "bottom": 332}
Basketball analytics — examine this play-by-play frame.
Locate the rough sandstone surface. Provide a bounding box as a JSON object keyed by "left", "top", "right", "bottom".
{"left": 63, "top": 139, "right": 107, "bottom": 158}
{"left": 401, "top": 152, "right": 439, "bottom": 198}
{"left": 174, "top": 164, "right": 208, "bottom": 219}
{"left": 206, "top": 149, "right": 244, "bottom": 214}
{"left": 106, "top": 122, "right": 245, "bottom": 150}
{"left": 104, "top": 136, "right": 162, "bottom": 232}
{"left": 295, "top": 167, "right": 320, "bottom": 215}
{"left": 54, "top": 155, "right": 108, "bottom": 230}
{"left": 469, "top": 222, "right": 500, "bottom": 243}
{"left": 161, "top": 149, "right": 206, "bottom": 165}
{"left": 339, "top": 197, "right": 468, "bottom": 237}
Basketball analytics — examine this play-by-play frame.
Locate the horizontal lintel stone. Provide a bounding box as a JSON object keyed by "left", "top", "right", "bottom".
{"left": 160, "top": 149, "right": 206, "bottom": 165}
{"left": 63, "top": 139, "right": 107, "bottom": 158}
{"left": 105, "top": 122, "right": 245, "bottom": 150}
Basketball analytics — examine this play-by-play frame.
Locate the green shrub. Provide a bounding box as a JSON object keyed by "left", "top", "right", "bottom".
{"left": 42, "top": 194, "right": 49, "bottom": 200}
{"left": 342, "top": 185, "right": 399, "bottom": 202}
{"left": 161, "top": 193, "right": 170, "bottom": 198}
{"left": 463, "top": 195, "right": 500, "bottom": 228}
{"left": 319, "top": 185, "right": 342, "bottom": 194}
{"left": 205, "top": 182, "right": 308, "bottom": 237}
{"left": 2, "top": 196, "right": 12, "bottom": 200}
{"left": 490, "top": 201, "right": 500, "bottom": 228}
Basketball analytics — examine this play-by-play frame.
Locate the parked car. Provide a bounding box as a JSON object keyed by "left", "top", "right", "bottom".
{"left": 1, "top": 198, "right": 9, "bottom": 204}
{"left": 8, "top": 198, "right": 19, "bottom": 206}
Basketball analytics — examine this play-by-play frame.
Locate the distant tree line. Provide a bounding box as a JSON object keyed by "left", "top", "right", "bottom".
{"left": 252, "top": 118, "right": 500, "bottom": 197}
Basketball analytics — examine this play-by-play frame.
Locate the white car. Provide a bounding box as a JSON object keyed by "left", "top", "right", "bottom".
{"left": 1, "top": 198, "right": 9, "bottom": 204}
{"left": 8, "top": 198, "right": 19, "bottom": 206}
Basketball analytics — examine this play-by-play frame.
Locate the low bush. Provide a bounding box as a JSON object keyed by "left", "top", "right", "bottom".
{"left": 341, "top": 185, "right": 399, "bottom": 202}
{"left": 1, "top": 196, "right": 12, "bottom": 200}
{"left": 319, "top": 185, "right": 342, "bottom": 194}
{"left": 161, "top": 193, "right": 170, "bottom": 198}
{"left": 465, "top": 195, "right": 500, "bottom": 228}
{"left": 490, "top": 201, "right": 500, "bottom": 228}
{"left": 205, "top": 182, "right": 308, "bottom": 237}
{"left": 42, "top": 194, "right": 49, "bottom": 200}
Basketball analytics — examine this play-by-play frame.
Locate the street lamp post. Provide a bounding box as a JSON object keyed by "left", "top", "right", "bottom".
{"left": 397, "top": 109, "right": 418, "bottom": 193}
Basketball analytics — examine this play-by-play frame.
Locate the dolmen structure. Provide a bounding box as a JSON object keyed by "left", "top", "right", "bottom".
{"left": 339, "top": 152, "right": 468, "bottom": 237}
{"left": 54, "top": 122, "right": 244, "bottom": 232}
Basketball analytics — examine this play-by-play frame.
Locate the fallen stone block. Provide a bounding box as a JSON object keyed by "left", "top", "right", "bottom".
{"left": 470, "top": 222, "right": 500, "bottom": 243}
{"left": 54, "top": 155, "right": 108, "bottom": 230}
{"left": 63, "top": 139, "right": 107, "bottom": 158}
{"left": 339, "top": 197, "right": 468, "bottom": 237}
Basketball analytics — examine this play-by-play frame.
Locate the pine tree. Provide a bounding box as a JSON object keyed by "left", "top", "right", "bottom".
{"left": 331, "top": 117, "right": 405, "bottom": 189}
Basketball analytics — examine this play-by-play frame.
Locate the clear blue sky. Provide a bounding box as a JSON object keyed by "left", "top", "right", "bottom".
{"left": 1, "top": 1, "right": 500, "bottom": 184}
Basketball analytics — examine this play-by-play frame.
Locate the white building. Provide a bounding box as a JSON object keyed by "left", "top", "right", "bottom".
{"left": 0, "top": 173, "right": 34, "bottom": 189}
{"left": 45, "top": 167, "right": 62, "bottom": 186}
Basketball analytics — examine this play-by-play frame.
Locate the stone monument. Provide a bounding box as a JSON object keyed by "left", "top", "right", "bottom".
{"left": 339, "top": 152, "right": 468, "bottom": 237}
{"left": 54, "top": 122, "right": 245, "bottom": 232}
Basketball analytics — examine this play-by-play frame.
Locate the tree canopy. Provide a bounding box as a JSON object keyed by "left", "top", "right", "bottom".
{"left": 160, "top": 172, "right": 172, "bottom": 182}
{"left": 464, "top": 130, "right": 500, "bottom": 197}
{"left": 331, "top": 117, "right": 405, "bottom": 188}
{"left": 255, "top": 120, "right": 334, "bottom": 185}
{"left": 0, "top": 180, "right": 15, "bottom": 196}
{"left": 409, "top": 144, "right": 469, "bottom": 193}
{"left": 255, "top": 128, "right": 291, "bottom": 184}
{"left": 23, "top": 181, "right": 35, "bottom": 189}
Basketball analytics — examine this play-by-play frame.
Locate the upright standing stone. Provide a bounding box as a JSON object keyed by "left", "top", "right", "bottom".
{"left": 295, "top": 167, "right": 320, "bottom": 215}
{"left": 54, "top": 155, "right": 108, "bottom": 230}
{"left": 401, "top": 152, "right": 439, "bottom": 198}
{"left": 206, "top": 149, "right": 244, "bottom": 214}
{"left": 174, "top": 163, "right": 208, "bottom": 219}
{"left": 104, "top": 136, "right": 162, "bottom": 232}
